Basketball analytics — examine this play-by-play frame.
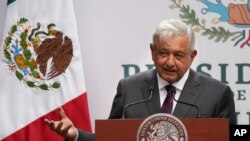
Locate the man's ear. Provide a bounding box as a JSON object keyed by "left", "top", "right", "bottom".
{"left": 150, "top": 43, "right": 156, "bottom": 61}
{"left": 191, "top": 50, "right": 197, "bottom": 59}
{"left": 150, "top": 43, "right": 154, "bottom": 52}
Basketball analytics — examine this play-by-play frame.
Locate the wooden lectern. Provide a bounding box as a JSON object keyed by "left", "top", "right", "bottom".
{"left": 95, "top": 118, "right": 229, "bottom": 141}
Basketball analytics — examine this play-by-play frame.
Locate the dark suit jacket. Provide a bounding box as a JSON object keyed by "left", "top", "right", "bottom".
{"left": 76, "top": 69, "right": 236, "bottom": 141}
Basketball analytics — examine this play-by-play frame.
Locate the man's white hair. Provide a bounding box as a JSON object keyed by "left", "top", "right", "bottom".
{"left": 153, "top": 19, "right": 195, "bottom": 53}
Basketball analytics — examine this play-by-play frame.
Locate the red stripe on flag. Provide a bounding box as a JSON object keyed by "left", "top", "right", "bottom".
{"left": 2, "top": 93, "right": 92, "bottom": 141}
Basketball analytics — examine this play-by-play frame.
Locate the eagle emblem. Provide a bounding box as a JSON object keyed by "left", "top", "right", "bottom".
{"left": 2, "top": 18, "right": 73, "bottom": 90}
{"left": 169, "top": 0, "right": 250, "bottom": 48}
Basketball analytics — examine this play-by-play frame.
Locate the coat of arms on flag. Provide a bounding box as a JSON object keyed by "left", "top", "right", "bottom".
{"left": 3, "top": 17, "right": 75, "bottom": 90}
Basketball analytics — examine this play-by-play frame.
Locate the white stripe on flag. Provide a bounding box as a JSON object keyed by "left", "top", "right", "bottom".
{"left": 0, "top": 0, "right": 7, "bottom": 45}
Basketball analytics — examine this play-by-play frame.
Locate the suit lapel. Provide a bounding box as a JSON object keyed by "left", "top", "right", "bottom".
{"left": 173, "top": 69, "right": 201, "bottom": 118}
{"left": 141, "top": 69, "right": 161, "bottom": 116}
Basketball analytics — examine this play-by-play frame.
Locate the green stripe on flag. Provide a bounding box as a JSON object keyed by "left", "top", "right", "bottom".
{"left": 7, "top": 0, "right": 16, "bottom": 5}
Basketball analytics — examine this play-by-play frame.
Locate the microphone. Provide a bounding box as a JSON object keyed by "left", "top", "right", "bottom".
{"left": 122, "top": 86, "right": 154, "bottom": 119}
{"left": 170, "top": 87, "right": 201, "bottom": 118}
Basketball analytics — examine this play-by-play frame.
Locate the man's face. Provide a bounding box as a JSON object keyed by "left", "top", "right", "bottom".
{"left": 150, "top": 35, "right": 197, "bottom": 83}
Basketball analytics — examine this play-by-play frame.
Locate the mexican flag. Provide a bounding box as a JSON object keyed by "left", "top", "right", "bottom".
{"left": 0, "top": 0, "right": 92, "bottom": 140}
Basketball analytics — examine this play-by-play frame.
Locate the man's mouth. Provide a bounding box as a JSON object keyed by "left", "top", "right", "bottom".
{"left": 164, "top": 68, "right": 176, "bottom": 72}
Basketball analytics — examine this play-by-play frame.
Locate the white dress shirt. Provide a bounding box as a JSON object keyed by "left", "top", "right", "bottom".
{"left": 157, "top": 68, "right": 190, "bottom": 112}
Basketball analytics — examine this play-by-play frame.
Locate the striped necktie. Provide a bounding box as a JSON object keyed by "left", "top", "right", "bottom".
{"left": 161, "top": 85, "right": 176, "bottom": 114}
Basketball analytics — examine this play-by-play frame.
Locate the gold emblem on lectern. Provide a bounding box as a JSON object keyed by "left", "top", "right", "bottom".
{"left": 137, "top": 113, "right": 188, "bottom": 141}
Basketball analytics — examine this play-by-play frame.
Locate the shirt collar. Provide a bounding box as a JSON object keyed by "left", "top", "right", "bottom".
{"left": 157, "top": 68, "right": 190, "bottom": 91}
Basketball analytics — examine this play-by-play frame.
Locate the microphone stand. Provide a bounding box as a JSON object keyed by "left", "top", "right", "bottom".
{"left": 171, "top": 87, "right": 200, "bottom": 118}
{"left": 122, "top": 88, "right": 154, "bottom": 119}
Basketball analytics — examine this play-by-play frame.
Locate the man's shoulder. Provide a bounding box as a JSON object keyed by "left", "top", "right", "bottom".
{"left": 122, "top": 69, "right": 156, "bottom": 82}
{"left": 192, "top": 70, "right": 227, "bottom": 87}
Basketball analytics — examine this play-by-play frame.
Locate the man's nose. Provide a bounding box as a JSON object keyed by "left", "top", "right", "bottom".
{"left": 166, "top": 54, "right": 175, "bottom": 67}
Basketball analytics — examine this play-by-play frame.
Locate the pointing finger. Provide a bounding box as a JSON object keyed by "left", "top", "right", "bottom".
{"left": 58, "top": 107, "right": 66, "bottom": 118}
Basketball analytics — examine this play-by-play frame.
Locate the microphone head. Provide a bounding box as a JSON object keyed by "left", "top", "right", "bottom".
{"left": 123, "top": 85, "right": 155, "bottom": 118}
{"left": 148, "top": 85, "right": 154, "bottom": 92}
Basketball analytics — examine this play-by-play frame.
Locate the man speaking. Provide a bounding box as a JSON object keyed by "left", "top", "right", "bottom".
{"left": 45, "top": 19, "right": 236, "bottom": 141}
